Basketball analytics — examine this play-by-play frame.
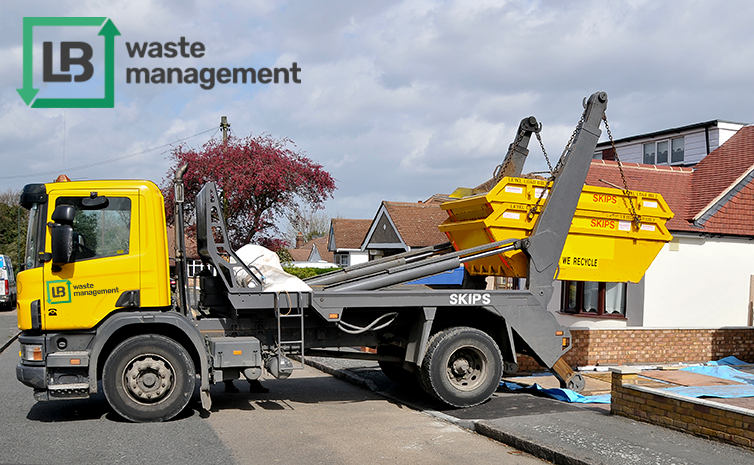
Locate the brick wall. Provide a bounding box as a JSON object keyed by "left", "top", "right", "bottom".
{"left": 610, "top": 368, "right": 754, "bottom": 449}
{"left": 515, "top": 328, "right": 754, "bottom": 373}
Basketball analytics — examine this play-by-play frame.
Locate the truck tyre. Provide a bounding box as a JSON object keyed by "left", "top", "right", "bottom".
{"left": 102, "top": 335, "right": 195, "bottom": 422}
{"left": 377, "top": 345, "right": 420, "bottom": 389}
{"left": 419, "top": 327, "right": 502, "bottom": 408}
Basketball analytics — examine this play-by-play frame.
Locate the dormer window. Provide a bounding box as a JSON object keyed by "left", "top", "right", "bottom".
{"left": 643, "top": 137, "right": 685, "bottom": 165}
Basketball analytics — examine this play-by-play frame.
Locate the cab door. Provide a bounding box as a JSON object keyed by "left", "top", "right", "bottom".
{"left": 43, "top": 189, "right": 141, "bottom": 330}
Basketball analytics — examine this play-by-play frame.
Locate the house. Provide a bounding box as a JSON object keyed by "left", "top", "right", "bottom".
{"left": 327, "top": 218, "right": 371, "bottom": 267}
{"left": 361, "top": 201, "right": 449, "bottom": 260}
{"left": 288, "top": 234, "right": 335, "bottom": 267}
{"left": 594, "top": 119, "right": 745, "bottom": 166}
{"left": 549, "top": 124, "right": 754, "bottom": 329}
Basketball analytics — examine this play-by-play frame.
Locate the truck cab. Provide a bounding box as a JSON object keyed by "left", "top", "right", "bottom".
{"left": 16, "top": 179, "right": 171, "bottom": 332}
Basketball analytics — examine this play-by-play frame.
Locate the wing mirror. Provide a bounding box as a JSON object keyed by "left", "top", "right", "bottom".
{"left": 49, "top": 205, "right": 75, "bottom": 267}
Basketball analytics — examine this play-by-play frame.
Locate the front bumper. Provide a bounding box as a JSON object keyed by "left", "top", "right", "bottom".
{"left": 16, "top": 363, "right": 46, "bottom": 389}
{"left": 17, "top": 333, "right": 47, "bottom": 390}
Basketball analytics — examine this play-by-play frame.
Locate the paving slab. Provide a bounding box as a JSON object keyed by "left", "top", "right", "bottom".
{"left": 642, "top": 369, "right": 745, "bottom": 386}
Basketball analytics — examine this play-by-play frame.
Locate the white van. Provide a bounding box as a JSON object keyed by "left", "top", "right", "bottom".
{"left": 0, "top": 255, "right": 17, "bottom": 311}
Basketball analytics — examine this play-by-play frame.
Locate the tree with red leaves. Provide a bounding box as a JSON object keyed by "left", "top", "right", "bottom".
{"left": 163, "top": 134, "right": 336, "bottom": 251}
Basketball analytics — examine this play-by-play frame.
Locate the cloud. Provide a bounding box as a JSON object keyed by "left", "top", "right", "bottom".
{"left": 2, "top": 0, "right": 754, "bottom": 226}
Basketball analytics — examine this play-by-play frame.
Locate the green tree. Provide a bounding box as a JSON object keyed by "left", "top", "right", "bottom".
{"left": 0, "top": 189, "right": 29, "bottom": 268}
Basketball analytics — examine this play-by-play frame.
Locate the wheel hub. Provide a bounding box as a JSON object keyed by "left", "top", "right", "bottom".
{"left": 451, "top": 358, "right": 471, "bottom": 376}
{"left": 445, "top": 346, "right": 488, "bottom": 392}
{"left": 124, "top": 356, "right": 174, "bottom": 403}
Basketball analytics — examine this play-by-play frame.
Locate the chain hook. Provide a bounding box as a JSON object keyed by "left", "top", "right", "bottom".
{"left": 602, "top": 113, "right": 641, "bottom": 229}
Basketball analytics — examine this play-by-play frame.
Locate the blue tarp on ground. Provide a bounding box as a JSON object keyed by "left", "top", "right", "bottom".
{"left": 661, "top": 357, "right": 754, "bottom": 398}
{"left": 679, "top": 365, "right": 754, "bottom": 386}
{"left": 500, "top": 381, "right": 611, "bottom": 404}
{"left": 712, "top": 356, "right": 749, "bottom": 366}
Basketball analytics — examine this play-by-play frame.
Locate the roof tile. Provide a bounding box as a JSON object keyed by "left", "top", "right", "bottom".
{"left": 330, "top": 219, "right": 371, "bottom": 250}
{"left": 383, "top": 201, "right": 449, "bottom": 247}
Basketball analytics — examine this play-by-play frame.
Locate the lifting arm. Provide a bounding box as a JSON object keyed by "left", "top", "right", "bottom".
{"left": 523, "top": 91, "right": 608, "bottom": 309}
{"left": 492, "top": 116, "right": 542, "bottom": 182}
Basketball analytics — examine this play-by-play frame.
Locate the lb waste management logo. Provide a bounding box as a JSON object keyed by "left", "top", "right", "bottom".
{"left": 17, "top": 17, "right": 119, "bottom": 108}
{"left": 47, "top": 280, "right": 72, "bottom": 305}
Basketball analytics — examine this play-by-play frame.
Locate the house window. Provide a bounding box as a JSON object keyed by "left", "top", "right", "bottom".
{"left": 671, "top": 137, "right": 685, "bottom": 163}
{"left": 562, "top": 281, "right": 626, "bottom": 317}
{"left": 336, "top": 254, "right": 349, "bottom": 267}
{"left": 643, "top": 137, "right": 684, "bottom": 165}
{"left": 187, "top": 260, "right": 213, "bottom": 277}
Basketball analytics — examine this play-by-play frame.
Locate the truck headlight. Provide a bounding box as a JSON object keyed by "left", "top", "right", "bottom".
{"left": 21, "top": 344, "right": 43, "bottom": 362}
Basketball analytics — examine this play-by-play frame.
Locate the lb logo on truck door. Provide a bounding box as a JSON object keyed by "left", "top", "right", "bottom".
{"left": 47, "top": 280, "right": 72, "bottom": 304}
{"left": 449, "top": 293, "right": 491, "bottom": 305}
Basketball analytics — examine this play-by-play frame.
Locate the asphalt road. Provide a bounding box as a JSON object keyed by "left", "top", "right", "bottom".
{"left": 0, "top": 311, "right": 545, "bottom": 465}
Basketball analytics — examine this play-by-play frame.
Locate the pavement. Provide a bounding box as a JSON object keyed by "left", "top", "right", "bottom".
{"left": 0, "top": 308, "right": 18, "bottom": 353}
{"left": 306, "top": 355, "right": 754, "bottom": 465}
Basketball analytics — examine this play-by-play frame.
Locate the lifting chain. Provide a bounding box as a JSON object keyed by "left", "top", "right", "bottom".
{"left": 602, "top": 113, "right": 641, "bottom": 228}
{"left": 535, "top": 131, "right": 554, "bottom": 174}
{"left": 526, "top": 108, "right": 586, "bottom": 221}
{"left": 527, "top": 132, "right": 553, "bottom": 221}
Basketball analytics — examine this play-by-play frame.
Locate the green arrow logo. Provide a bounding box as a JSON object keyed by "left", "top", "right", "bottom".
{"left": 17, "top": 17, "right": 119, "bottom": 108}
{"left": 46, "top": 279, "right": 72, "bottom": 304}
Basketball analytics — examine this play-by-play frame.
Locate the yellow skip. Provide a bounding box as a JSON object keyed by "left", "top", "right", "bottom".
{"left": 440, "top": 177, "right": 674, "bottom": 283}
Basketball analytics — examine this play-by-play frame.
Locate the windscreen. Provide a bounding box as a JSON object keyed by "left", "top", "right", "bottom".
{"left": 23, "top": 204, "right": 42, "bottom": 270}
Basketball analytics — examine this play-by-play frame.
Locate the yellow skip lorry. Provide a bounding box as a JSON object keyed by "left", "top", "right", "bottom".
{"left": 15, "top": 92, "right": 671, "bottom": 422}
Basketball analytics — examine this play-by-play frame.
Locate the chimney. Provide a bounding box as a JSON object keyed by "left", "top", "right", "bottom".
{"left": 296, "top": 232, "right": 305, "bottom": 248}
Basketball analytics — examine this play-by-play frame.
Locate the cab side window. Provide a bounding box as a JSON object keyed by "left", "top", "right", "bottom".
{"left": 55, "top": 197, "right": 132, "bottom": 261}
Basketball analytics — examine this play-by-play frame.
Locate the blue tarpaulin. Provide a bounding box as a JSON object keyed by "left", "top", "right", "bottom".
{"left": 679, "top": 365, "right": 754, "bottom": 386}
{"left": 500, "top": 381, "right": 611, "bottom": 404}
{"left": 708, "top": 355, "right": 749, "bottom": 366}
{"left": 665, "top": 357, "right": 754, "bottom": 398}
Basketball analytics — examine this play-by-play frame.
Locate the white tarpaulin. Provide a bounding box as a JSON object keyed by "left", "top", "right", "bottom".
{"left": 234, "top": 244, "right": 312, "bottom": 293}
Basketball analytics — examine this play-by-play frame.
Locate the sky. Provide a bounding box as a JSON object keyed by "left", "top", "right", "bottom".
{"left": 2, "top": 0, "right": 754, "bottom": 237}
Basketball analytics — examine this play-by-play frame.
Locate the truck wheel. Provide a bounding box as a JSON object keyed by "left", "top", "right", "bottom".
{"left": 103, "top": 335, "right": 195, "bottom": 422}
{"left": 419, "top": 327, "right": 502, "bottom": 408}
{"left": 377, "top": 345, "right": 420, "bottom": 389}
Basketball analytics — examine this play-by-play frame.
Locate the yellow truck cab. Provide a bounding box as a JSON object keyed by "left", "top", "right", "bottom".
{"left": 16, "top": 178, "right": 171, "bottom": 332}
